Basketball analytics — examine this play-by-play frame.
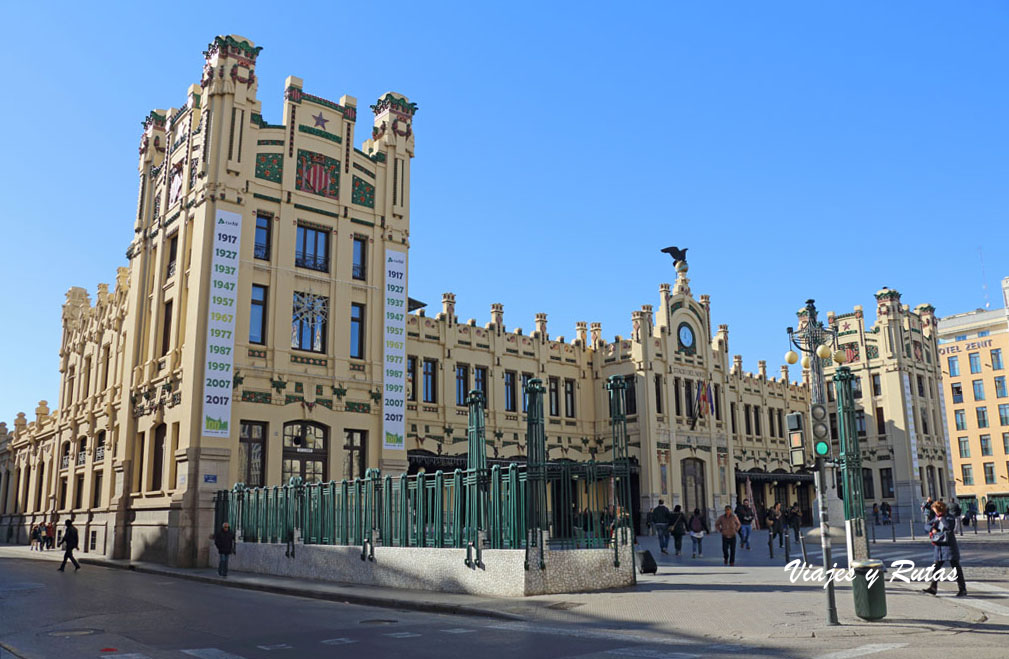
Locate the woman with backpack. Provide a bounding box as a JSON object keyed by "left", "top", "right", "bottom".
{"left": 687, "top": 508, "right": 709, "bottom": 558}
{"left": 669, "top": 504, "right": 688, "bottom": 556}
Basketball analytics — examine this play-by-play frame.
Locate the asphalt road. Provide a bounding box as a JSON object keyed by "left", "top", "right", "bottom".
{"left": 0, "top": 558, "right": 785, "bottom": 659}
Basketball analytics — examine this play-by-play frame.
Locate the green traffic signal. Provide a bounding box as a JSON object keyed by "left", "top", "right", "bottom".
{"left": 814, "top": 440, "right": 830, "bottom": 456}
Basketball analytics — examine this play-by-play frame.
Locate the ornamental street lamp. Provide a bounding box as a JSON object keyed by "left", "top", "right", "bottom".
{"left": 785, "top": 299, "right": 840, "bottom": 626}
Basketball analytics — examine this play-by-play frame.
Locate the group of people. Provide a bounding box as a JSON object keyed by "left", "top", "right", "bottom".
{"left": 29, "top": 522, "right": 57, "bottom": 551}
{"left": 763, "top": 502, "right": 803, "bottom": 549}
{"left": 869, "top": 501, "right": 893, "bottom": 525}
{"left": 647, "top": 498, "right": 766, "bottom": 565}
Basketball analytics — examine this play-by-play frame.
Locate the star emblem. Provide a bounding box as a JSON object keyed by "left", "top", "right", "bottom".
{"left": 313, "top": 112, "right": 329, "bottom": 129}
{"left": 842, "top": 322, "right": 851, "bottom": 330}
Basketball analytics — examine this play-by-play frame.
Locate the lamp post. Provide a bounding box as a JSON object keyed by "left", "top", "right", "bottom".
{"left": 785, "top": 299, "right": 841, "bottom": 626}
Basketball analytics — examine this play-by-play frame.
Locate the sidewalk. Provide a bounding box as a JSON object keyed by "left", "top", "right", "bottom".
{"left": 0, "top": 542, "right": 997, "bottom": 646}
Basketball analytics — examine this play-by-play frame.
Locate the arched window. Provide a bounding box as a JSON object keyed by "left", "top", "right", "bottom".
{"left": 282, "top": 421, "right": 328, "bottom": 484}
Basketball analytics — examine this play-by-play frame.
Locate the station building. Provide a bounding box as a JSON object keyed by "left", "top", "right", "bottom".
{"left": 1, "top": 35, "right": 855, "bottom": 565}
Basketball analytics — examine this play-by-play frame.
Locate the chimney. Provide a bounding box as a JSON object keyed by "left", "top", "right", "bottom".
{"left": 576, "top": 321, "right": 588, "bottom": 345}
{"left": 732, "top": 354, "right": 743, "bottom": 374}
{"left": 490, "top": 303, "right": 504, "bottom": 328}
{"left": 642, "top": 305, "right": 654, "bottom": 337}
{"left": 441, "top": 292, "right": 456, "bottom": 323}
{"left": 535, "top": 313, "right": 548, "bottom": 338}
{"left": 590, "top": 322, "right": 602, "bottom": 346}
{"left": 631, "top": 310, "right": 646, "bottom": 342}
{"left": 758, "top": 361, "right": 767, "bottom": 380}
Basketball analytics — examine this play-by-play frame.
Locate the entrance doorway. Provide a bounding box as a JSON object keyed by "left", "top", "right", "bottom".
{"left": 681, "top": 458, "right": 706, "bottom": 516}
{"left": 282, "top": 421, "right": 328, "bottom": 483}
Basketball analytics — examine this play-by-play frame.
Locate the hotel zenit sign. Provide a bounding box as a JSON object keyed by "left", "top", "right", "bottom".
{"left": 938, "top": 339, "right": 993, "bottom": 356}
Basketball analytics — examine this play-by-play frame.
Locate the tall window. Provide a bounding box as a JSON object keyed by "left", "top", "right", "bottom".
{"left": 548, "top": 377, "right": 560, "bottom": 417}
{"left": 980, "top": 434, "right": 992, "bottom": 456}
{"left": 565, "top": 379, "right": 576, "bottom": 418}
{"left": 343, "top": 429, "right": 367, "bottom": 480}
{"left": 295, "top": 225, "right": 329, "bottom": 272}
{"left": 917, "top": 375, "right": 925, "bottom": 397}
{"left": 962, "top": 464, "right": 973, "bottom": 486}
{"left": 352, "top": 237, "right": 367, "bottom": 280}
{"left": 674, "top": 378, "right": 682, "bottom": 416}
{"left": 938, "top": 468, "right": 945, "bottom": 497}
{"left": 101, "top": 345, "right": 111, "bottom": 391}
{"left": 970, "top": 352, "right": 982, "bottom": 374}
{"left": 250, "top": 285, "right": 267, "bottom": 344}
{"left": 74, "top": 474, "right": 84, "bottom": 510}
{"left": 475, "top": 367, "right": 488, "bottom": 402}
{"left": 862, "top": 468, "right": 875, "bottom": 499}
{"left": 872, "top": 374, "right": 881, "bottom": 396}
{"left": 948, "top": 356, "right": 960, "bottom": 377}
{"left": 254, "top": 214, "right": 271, "bottom": 260}
{"left": 984, "top": 462, "right": 996, "bottom": 485}
{"left": 958, "top": 437, "right": 970, "bottom": 458}
{"left": 423, "top": 359, "right": 438, "bottom": 403}
{"left": 973, "top": 379, "right": 986, "bottom": 401}
{"left": 768, "top": 408, "right": 776, "bottom": 438}
{"left": 1000, "top": 403, "right": 1009, "bottom": 426}
{"left": 239, "top": 421, "right": 266, "bottom": 487}
{"left": 744, "top": 404, "right": 752, "bottom": 435}
{"left": 776, "top": 408, "right": 783, "bottom": 437}
{"left": 624, "top": 376, "right": 637, "bottom": 415}
{"left": 855, "top": 410, "right": 866, "bottom": 436}
{"left": 954, "top": 409, "right": 966, "bottom": 430}
{"left": 92, "top": 472, "right": 103, "bottom": 508}
{"left": 167, "top": 235, "right": 178, "bottom": 278}
{"left": 292, "top": 292, "right": 328, "bottom": 353}
{"left": 920, "top": 410, "right": 928, "bottom": 435}
{"left": 876, "top": 407, "right": 886, "bottom": 435}
{"left": 730, "top": 402, "right": 737, "bottom": 434}
{"left": 996, "top": 376, "right": 1007, "bottom": 398}
{"left": 151, "top": 424, "right": 166, "bottom": 491}
{"left": 1003, "top": 432, "right": 1009, "bottom": 455}
{"left": 951, "top": 382, "right": 964, "bottom": 404}
{"left": 717, "top": 386, "right": 724, "bottom": 422}
{"left": 82, "top": 357, "right": 91, "bottom": 399}
{"left": 879, "top": 467, "right": 894, "bottom": 498}
{"left": 992, "top": 348, "right": 1004, "bottom": 371}
{"left": 504, "top": 371, "right": 517, "bottom": 412}
{"left": 407, "top": 356, "right": 417, "bottom": 401}
{"left": 456, "top": 364, "right": 470, "bottom": 406}
{"left": 852, "top": 378, "right": 862, "bottom": 399}
{"left": 654, "top": 375, "right": 663, "bottom": 415}
{"left": 282, "top": 421, "right": 328, "bottom": 484}
{"left": 349, "top": 303, "right": 365, "bottom": 359}
{"left": 977, "top": 406, "right": 989, "bottom": 428}
{"left": 753, "top": 405, "right": 761, "bottom": 436}
{"left": 684, "top": 380, "right": 693, "bottom": 415}
{"left": 522, "top": 373, "right": 532, "bottom": 412}
{"left": 161, "top": 300, "right": 173, "bottom": 357}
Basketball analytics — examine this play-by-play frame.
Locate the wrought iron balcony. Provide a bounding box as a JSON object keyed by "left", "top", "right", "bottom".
{"left": 254, "top": 243, "right": 270, "bottom": 260}
{"left": 95, "top": 445, "right": 105, "bottom": 462}
{"left": 295, "top": 251, "right": 328, "bottom": 272}
{"left": 166, "top": 260, "right": 177, "bottom": 278}
{"left": 61, "top": 454, "right": 70, "bottom": 469}
{"left": 77, "top": 451, "right": 87, "bottom": 466}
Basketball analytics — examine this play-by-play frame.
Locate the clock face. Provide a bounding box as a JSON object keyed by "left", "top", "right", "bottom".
{"left": 678, "top": 323, "right": 694, "bottom": 348}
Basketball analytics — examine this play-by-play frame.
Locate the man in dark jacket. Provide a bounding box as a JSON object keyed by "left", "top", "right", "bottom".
{"left": 922, "top": 500, "right": 966, "bottom": 597}
{"left": 788, "top": 503, "right": 802, "bottom": 542}
{"left": 651, "top": 499, "right": 673, "bottom": 554}
{"left": 734, "top": 499, "right": 754, "bottom": 550}
{"left": 57, "top": 519, "right": 80, "bottom": 572}
{"left": 768, "top": 503, "right": 785, "bottom": 548}
{"left": 213, "top": 522, "right": 237, "bottom": 577}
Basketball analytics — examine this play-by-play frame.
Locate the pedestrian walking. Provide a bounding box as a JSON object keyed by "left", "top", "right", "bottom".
{"left": 789, "top": 503, "right": 802, "bottom": 542}
{"left": 212, "top": 522, "right": 236, "bottom": 577}
{"left": 651, "top": 499, "right": 672, "bottom": 555}
{"left": 985, "top": 501, "right": 998, "bottom": 525}
{"left": 645, "top": 508, "right": 655, "bottom": 536}
{"left": 46, "top": 521, "right": 56, "bottom": 550}
{"left": 669, "top": 504, "right": 687, "bottom": 556}
{"left": 921, "top": 500, "right": 967, "bottom": 597}
{"left": 57, "top": 519, "right": 80, "bottom": 572}
{"left": 880, "top": 501, "right": 892, "bottom": 525}
{"left": 734, "top": 498, "right": 754, "bottom": 550}
{"left": 29, "top": 525, "right": 39, "bottom": 551}
{"left": 687, "top": 508, "right": 709, "bottom": 558}
{"left": 872, "top": 503, "right": 880, "bottom": 526}
{"left": 715, "top": 505, "right": 741, "bottom": 566}
{"left": 950, "top": 500, "right": 963, "bottom": 534}
{"left": 768, "top": 503, "right": 785, "bottom": 549}
{"left": 39, "top": 523, "right": 48, "bottom": 551}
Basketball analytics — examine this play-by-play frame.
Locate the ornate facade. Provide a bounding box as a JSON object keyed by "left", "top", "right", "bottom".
{"left": 1, "top": 35, "right": 835, "bottom": 565}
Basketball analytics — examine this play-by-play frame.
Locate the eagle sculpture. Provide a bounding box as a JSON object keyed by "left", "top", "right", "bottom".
{"left": 660, "top": 245, "right": 688, "bottom": 264}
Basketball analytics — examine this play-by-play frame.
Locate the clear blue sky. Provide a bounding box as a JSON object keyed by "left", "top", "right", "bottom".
{"left": 1, "top": 2, "right": 1007, "bottom": 424}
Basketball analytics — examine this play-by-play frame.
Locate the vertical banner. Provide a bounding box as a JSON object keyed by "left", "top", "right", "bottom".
{"left": 937, "top": 386, "right": 955, "bottom": 487}
{"left": 383, "top": 249, "right": 407, "bottom": 450}
{"left": 902, "top": 373, "right": 919, "bottom": 473}
{"left": 202, "top": 209, "right": 242, "bottom": 437}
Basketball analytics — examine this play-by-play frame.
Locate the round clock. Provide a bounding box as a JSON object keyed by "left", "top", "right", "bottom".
{"left": 678, "top": 323, "right": 695, "bottom": 349}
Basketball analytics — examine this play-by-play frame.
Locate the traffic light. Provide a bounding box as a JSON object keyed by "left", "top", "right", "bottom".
{"left": 810, "top": 403, "right": 830, "bottom": 457}
{"left": 786, "top": 412, "right": 805, "bottom": 467}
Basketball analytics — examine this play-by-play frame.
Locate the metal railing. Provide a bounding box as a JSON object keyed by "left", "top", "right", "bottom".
{"left": 352, "top": 263, "right": 366, "bottom": 280}
{"left": 76, "top": 451, "right": 86, "bottom": 466}
{"left": 215, "top": 461, "right": 629, "bottom": 554}
{"left": 95, "top": 445, "right": 105, "bottom": 462}
{"left": 295, "top": 251, "right": 328, "bottom": 272}
{"left": 61, "top": 454, "right": 69, "bottom": 470}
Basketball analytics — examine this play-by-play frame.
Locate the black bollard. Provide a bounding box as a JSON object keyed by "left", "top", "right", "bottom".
{"left": 799, "top": 532, "right": 809, "bottom": 564}
{"left": 891, "top": 520, "right": 897, "bottom": 542}
{"left": 784, "top": 531, "right": 791, "bottom": 563}
{"left": 768, "top": 529, "right": 774, "bottom": 560}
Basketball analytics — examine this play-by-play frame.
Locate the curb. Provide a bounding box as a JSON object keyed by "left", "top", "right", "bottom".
{"left": 3, "top": 550, "right": 525, "bottom": 622}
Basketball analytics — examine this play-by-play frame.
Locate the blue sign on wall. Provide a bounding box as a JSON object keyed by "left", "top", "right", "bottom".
{"left": 204, "top": 474, "right": 218, "bottom": 484}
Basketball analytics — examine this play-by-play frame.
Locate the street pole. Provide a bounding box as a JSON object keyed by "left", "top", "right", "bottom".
{"left": 788, "top": 300, "right": 839, "bottom": 626}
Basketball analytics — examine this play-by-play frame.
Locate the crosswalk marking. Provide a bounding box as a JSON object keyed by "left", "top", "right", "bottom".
{"left": 320, "top": 638, "right": 357, "bottom": 645}
{"left": 815, "top": 643, "right": 908, "bottom": 658}
{"left": 441, "top": 628, "right": 477, "bottom": 634}
{"left": 182, "top": 650, "right": 247, "bottom": 659}
{"left": 256, "top": 644, "right": 293, "bottom": 651}
{"left": 384, "top": 632, "right": 422, "bottom": 638}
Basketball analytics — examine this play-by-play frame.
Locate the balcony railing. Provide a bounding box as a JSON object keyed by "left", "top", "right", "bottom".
{"left": 166, "top": 260, "right": 177, "bottom": 278}
{"left": 352, "top": 263, "right": 366, "bottom": 280}
{"left": 952, "top": 394, "right": 964, "bottom": 404}
{"left": 295, "top": 251, "right": 328, "bottom": 272}
{"left": 77, "top": 451, "right": 87, "bottom": 466}
{"left": 61, "top": 454, "right": 69, "bottom": 470}
{"left": 95, "top": 445, "right": 105, "bottom": 462}
{"left": 254, "top": 243, "right": 270, "bottom": 260}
